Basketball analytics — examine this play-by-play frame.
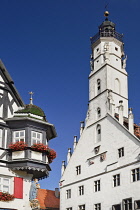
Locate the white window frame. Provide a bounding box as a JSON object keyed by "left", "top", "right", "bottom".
{"left": 131, "top": 167, "right": 140, "bottom": 182}
{"left": 94, "top": 180, "right": 100, "bottom": 192}
{"left": 94, "top": 203, "right": 101, "bottom": 210}
{"left": 78, "top": 204, "right": 85, "bottom": 210}
{"left": 31, "top": 131, "right": 42, "bottom": 144}
{"left": 113, "top": 174, "right": 120, "bottom": 187}
{"left": 97, "top": 79, "right": 101, "bottom": 94}
{"left": 123, "top": 198, "right": 132, "bottom": 210}
{"left": 118, "top": 147, "right": 124, "bottom": 158}
{"left": 134, "top": 200, "right": 140, "bottom": 209}
{"left": 96, "top": 124, "right": 101, "bottom": 142}
{"left": 0, "top": 176, "right": 11, "bottom": 193}
{"left": 66, "top": 189, "right": 71, "bottom": 199}
{"left": 112, "top": 204, "right": 121, "bottom": 210}
{"left": 76, "top": 165, "right": 81, "bottom": 175}
{"left": 79, "top": 185, "right": 84, "bottom": 196}
{"left": 13, "top": 130, "right": 25, "bottom": 142}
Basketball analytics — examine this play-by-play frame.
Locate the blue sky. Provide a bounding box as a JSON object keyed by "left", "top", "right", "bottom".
{"left": 0, "top": 0, "right": 140, "bottom": 190}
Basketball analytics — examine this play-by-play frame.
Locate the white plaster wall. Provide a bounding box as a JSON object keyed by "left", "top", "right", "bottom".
{"left": 60, "top": 116, "right": 140, "bottom": 210}
{"left": 61, "top": 164, "right": 140, "bottom": 209}
{"left": 0, "top": 167, "right": 32, "bottom": 210}
{"left": 89, "top": 67, "right": 107, "bottom": 100}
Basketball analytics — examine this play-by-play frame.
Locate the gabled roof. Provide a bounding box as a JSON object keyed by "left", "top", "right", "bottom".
{"left": 0, "top": 60, "right": 24, "bottom": 107}
{"left": 37, "top": 189, "right": 60, "bottom": 209}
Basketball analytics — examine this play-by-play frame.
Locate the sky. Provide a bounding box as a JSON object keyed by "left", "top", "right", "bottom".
{"left": 0, "top": 0, "right": 140, "bottom": 190}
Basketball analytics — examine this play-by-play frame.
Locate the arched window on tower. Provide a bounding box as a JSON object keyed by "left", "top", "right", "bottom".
{"left": 97, "top": 79, "right": 101, "bottom": 94}
{"left": 96, "top": 124, "right": 101, "bottom": 142}
{"left": 97, "top": 107, "right": 101, "bottom": 118}
{"left": 115, "top": 78, "right": 120, "bottom": 94}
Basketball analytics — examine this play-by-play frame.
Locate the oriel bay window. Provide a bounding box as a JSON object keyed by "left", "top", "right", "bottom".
{"left": 13, "top": 130, "right": 25, "bottom": 142}
{"left": 31, "top": 131, "right": 42, "bottom": 144}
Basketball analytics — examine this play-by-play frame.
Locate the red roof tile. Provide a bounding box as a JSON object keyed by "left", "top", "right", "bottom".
{"left": 37, "top": 189, "right": 60, "bottom": 209}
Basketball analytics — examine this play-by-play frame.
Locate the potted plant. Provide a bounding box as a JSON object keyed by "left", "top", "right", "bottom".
{"left": 47, "top": 148, "right": 57, "bottom": 163}
{"left": 31, "top": 143, "right": 48, "bottom": 152}
{"left": 9, "top": 141, "right": 28, "bottom": 151}
{"left": 0, "top": 192, "right": 14, "bottom": 201}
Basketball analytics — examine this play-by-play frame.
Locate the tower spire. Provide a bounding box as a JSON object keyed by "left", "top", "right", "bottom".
{"left": 29, "top": 91, "right": 34, "bottom": 105}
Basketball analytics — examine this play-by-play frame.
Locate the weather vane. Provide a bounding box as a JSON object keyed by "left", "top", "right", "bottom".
{"left": 29, "top": 91, "right": 34, "bottom": 105}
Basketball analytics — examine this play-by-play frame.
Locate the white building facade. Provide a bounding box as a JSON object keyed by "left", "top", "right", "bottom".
{"left": 60, "top": 12, "right": 140, "bottom": 210}
{"left": 0, "top": 60, "right": 57, "bottom": 210}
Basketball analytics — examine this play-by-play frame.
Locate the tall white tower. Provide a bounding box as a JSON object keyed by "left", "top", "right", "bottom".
{"left": 87, "top": 11, "right": 128, "bottom": 127}
{"left": 60, "top": 12, "right": 140, "bottom": 210}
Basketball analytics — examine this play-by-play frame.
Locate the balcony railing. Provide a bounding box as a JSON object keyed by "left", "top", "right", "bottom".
{"left": 90, "top": 31, "right": 123, "bottom": 44}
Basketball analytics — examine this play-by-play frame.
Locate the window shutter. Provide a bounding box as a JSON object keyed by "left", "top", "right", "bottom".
{"left": 14, "top": 177, "right": 23, "bottom": 199}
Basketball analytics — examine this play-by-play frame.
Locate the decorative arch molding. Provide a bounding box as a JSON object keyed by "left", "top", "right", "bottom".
{"left": 115, "top": 78, "right": 121, "bottom": 94}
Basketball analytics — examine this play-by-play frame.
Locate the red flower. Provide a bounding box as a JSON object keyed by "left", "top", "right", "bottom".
{"left": 0, "top": 192, "right": 14, "bottom": 201}
{"left": 31, "top": 143, "right": 48, "bottom": 152}
{"left": 47, "top": 148, "right": 57, "bottom": 163}
{"left": 9, "top": 141, "right": 28, "bottom": 151}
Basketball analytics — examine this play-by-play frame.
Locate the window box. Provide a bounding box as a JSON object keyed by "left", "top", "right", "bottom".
{"left": 0, "top": 192, "right": 14, "bottom": 201}
{"left": 9, "top": 141, "right": 28, "bottom": 151}
{"left": 12, "top": 150, "right": 25, "bottom": 159}
{"left": 31, "top": 150, "right": 42, "bottom": 161}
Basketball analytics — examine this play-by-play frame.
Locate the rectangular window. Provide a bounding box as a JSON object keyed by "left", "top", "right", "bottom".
{"left": 78, "top": 204, "right": 85, "bottom": 210}
{"left": 79, "top": 185, "right": 84, "bottom": 196}
{"left": 94, "top": 203, "right": 101, "bottom": 210}
{"left": 131, "top": 168, "right": 140, "bottom": 182}
{"left": 66, "top": 189, "right": 71, "bottom": 199}
{"left": 113, "top": 174, "right": 120, "bottom": 187}
{"left": 112, "top": 204, "right": 121, "bottom": 210}
{"left": 76, "top": 165, "right": 81, "bottom": 175}
{"left": 13, "top": 130, "right": 25, "bottom": 142}
{"left": 94, "top": 180, "right": 100, "bottom": 192}
{"left": 123, "top": 198, "right": 132, "bottom": 210}
{"left": 118, "top": 147, "right": 124, "bottom": 158}
{"left": 31, "top": 131, "right": 42, "bottom": 144}
{"left": 0, "top": 177, "right": 10, "bottom": 193}
{"left": 134, "top": 200, "right": 140, "bottom": 209}
{"left": 66, "top": 208, "right": 72, "bottom": 210}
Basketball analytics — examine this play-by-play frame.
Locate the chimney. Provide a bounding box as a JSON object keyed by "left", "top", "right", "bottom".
{"left": 128, "top": 108, "right": 134, "bottom": 134}
{"left": 118, "top": 100, "right": 123, "bottom": 124}
{"left": 73, "top": 136, "right": 77, "bottom": 151}
{"left": 67, "top": 148, "right": 72, "bottom": 164}
{"left": 55, "top": 188, "right": 60, "bottom": 198}
{"left": 80, "top": 121, "right": 85, "bottom": 136}
{"left": 61, "top": 161, "right": 66, "bottom": 175}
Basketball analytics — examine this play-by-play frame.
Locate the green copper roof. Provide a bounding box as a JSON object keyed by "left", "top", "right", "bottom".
{"left": 15, "top": 104, "right": 47, "bottom": 121}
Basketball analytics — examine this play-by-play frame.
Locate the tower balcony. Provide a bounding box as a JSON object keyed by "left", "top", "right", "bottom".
{"left": 6, "top": 148, "right": 51, "bottom": 179}
{"left": 90, "top": 30, "right": 123, "bottom": 45}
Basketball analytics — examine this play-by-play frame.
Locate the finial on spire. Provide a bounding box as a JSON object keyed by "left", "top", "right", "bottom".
{"left": 104, "top": 11, "right": 109, "bottom": 17}
{"left": 29, "top": 91, "right": 34, "bottom": 105}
